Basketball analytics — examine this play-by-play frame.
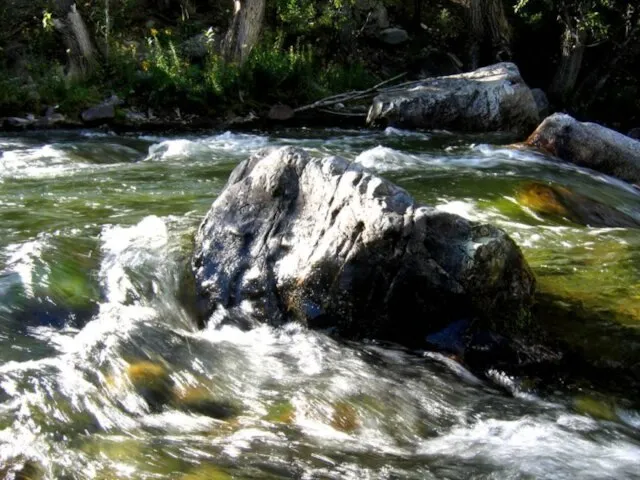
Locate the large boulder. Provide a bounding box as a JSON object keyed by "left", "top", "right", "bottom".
{"left": 366, "top": 62, "right": 539, "bottom": 134}
{"left": 527, "top": 113, "right": 640, "bottom": 185}
{"left": 81, "top": 103, "right": 115, "bottom": 124}
{"left": 193, "top": 147, "right": 535, "bottom": 345}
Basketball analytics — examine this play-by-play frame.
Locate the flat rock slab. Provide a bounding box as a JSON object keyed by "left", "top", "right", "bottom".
{"left": 527, "top": 113, "right": 640, "bottom": 185}
{"left": 367, "top": 62, "right": 539, "bottom": 134}
{"left": 193, "top": 147, "right": 535, "bottom": 345}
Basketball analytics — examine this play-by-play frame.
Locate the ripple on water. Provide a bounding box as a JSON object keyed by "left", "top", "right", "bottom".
{"left": 144, "top": 131, "right": 269, "bottom": 161}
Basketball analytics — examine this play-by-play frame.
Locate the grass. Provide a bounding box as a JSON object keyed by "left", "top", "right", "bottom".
{"left": 0, "top": 30, "right": 376, "bottom": 119}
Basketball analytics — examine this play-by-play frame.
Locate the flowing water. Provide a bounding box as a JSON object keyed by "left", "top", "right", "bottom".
{"left": 1, "top": 128, "right": 639, "bottom": 479}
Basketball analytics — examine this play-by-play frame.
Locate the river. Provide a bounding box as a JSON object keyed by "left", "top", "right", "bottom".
{"left": 1, "top": 128, "right": 639, "bottom": 479}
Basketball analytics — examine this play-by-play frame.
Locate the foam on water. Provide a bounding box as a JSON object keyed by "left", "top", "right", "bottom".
{"left": 99, "top": 215, "right": 170, "bottom": 305}
{"left": 354, "top": 146, "right": 427, "bottom": 172}
{"left": 417, "top": 415, "right": 640, "bottom": 479}
{"left": 145, "top": 131, "right": 268, "bottom": 161}
{"left": 0, "top": 145, "right": 78, "bottom": 179}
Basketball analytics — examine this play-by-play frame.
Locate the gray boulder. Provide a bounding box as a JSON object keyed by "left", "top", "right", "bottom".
{"left": 193, "top": 147, "right": 535, "bottom": 344}
{"left": 353, "top": 0, "right": 390, "bottom": 31}
{"left": 379, "top": 27, "right": 409, "bottom": 45}
{"left": 627, "top": 127, "right": 640, "bottom": 140}
{"left": 81, "top": 104, "right": 115, "bottom": 123}
{"left": 531, "top": 88, "right": 550, "bottom": 118}
{"left": 367, "top": 62, "right": 539, "bottom": 134}
{"left": 527, "top": 113, "right": 640, "bottom": 185}
{"left": 35, "top": 113, "right": 68, "bottom": 128}
{"left": 3, "top": 117, "right": 35, "bottom": 130}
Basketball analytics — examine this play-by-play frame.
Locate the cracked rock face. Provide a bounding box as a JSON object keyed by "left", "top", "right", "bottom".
{"left": 367, "top": 62, "right": 539, "bottom": 134}
{"left": 193, "top": 147, "right": 535, "bottom": 344}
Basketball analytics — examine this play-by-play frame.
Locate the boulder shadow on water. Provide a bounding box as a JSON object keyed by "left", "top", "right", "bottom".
{"left": 531, "top": 290, "right": 640, "bottom": 402}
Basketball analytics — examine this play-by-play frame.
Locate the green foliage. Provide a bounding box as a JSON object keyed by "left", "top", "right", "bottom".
{"left": 42, "top": 10, "right": 54, "bottom": 32}
{"left": 0, "top": 61, "right": 102, "bottom": 116}
{"left": 274, "top": 0, "right": 353, "bottom": 31}
{"left": 242, "top": 40, "right": 319, "bottom": 101}
{"left": 513, "top": 0, "right": 617, "bottom": 40}
{"left": 201, "top": 36, "right": 374, "bottom": 107}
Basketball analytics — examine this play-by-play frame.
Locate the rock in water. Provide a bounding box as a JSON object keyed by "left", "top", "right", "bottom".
{"left": 527, "top": 113, "right": 640, "bottom": 185}
{"left": 193, "top": 147, "right": 535, "bottom": 344}
{"left": 81, "top": 104, "right": 115, "bottom": 124}
{"left": 366, "top": 63, "right": 539, "bottom": 134}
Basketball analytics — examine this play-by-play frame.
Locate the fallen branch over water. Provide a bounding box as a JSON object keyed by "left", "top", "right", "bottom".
{"left": 293, "top": 72, "right": 409, "bottom": 114}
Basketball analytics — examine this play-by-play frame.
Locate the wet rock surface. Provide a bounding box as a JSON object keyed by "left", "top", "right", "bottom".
{"left": 367, "top": 62, "right": 539, "bottom": 134}
{"left": 527, "top": 113, "right": 640, "bottom": 185}
{"left": 193, "top": 146, "right": 536, "bottom": 345}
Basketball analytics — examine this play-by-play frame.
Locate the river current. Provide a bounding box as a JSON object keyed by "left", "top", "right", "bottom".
{"left": 0, "top": 128, "right": 639, "bottom": 479}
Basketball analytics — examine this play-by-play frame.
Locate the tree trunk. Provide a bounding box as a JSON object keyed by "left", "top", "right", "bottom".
{"left": 53, "top": 2, "right": 97, "bottom": 80}
{"left": 468, "top": 0, "right": 511, "bottom": 69}
{"left": 413, "top": 0, "right": 422, "bottom": 31}
{"left": 549, "top": 25, "right": 587, "bottom": 102}
{"left": 468, "top": 0, "right": 484, "bottom": 70}
{"left": 222, "top": 0, "right": 266, "bottom": 65}
{"left": 484, "top": 0, "right": 512, "bottom": 63}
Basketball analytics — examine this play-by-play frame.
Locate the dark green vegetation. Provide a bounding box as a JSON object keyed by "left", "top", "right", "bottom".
{"left": 1, "top": 0, "right": 639, "bottom": 128}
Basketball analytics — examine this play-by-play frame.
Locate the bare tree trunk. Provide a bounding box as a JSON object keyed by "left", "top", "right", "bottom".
{"left": 53, "top": 2, "right": 97, "bottom": 80}
{"left": 222, "top": 0, "right": 266, "bottom": 65}
{"left": 469, "top": 0, "right": 484, "bottom": 70}
{"left": 485, "top": 0, "right": 512, "bottom": 62}
{"left": 413, "top": 0, "right": 423, "bottom": 31}
{"left": 468, "top": 0, "right": 511, "bottom": 70}
{"left": 549, "top": 25, "right": 587, "bottom": 102}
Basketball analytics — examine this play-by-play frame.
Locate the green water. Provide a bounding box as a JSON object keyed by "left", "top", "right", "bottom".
{"left": 1, "top": 128, "right": 639, "bottom": 479}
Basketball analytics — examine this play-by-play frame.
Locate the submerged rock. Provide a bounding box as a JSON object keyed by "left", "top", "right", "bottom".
{"left": 172, "top": 386, "right": 239, "bottom": 419}
{"left": 516, "top": 182, "right": 640, "bottom": 228}
{"left": 331, "top": 401, "right": 360, "bottom": 433}
{"left": 265, "top": 400, "right": 296, "bottom": 424}
{"left": 367, "top": 62, "right": 539, "bottom": 134}
{"left": 126, "top": 361, "right": 173, "bottom": 410}
{"left": 181, "top": 465, "right": 232, "bottom": 480}
{"left": 573, "top": 395, "right": 617, "bottom": 422}
{"left": 527, "top": 113, "right": 640, "bottom": 185}
{"left": 193, "top": 146, "right": 535, "bottom": 346}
